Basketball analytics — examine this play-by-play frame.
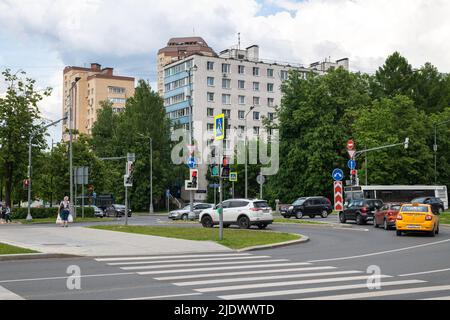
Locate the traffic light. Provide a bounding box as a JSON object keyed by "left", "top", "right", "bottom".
{"left": 221, "top": 157, "right": 230, "bottom": 178}
{"left": 351, "top": 169, "right": 356, "bottom": 176}
{"left": 210, "top": 164, "right": 219, "bottom": 177}
{"left": 23, "top": 179, "right": 30, "bottom": 190}
{"left": 185, "top": 169, "right": 199, "bottom": 190}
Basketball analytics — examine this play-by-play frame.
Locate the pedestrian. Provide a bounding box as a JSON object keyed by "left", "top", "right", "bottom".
{"left": 59, "top": 196, "right": 71, "bottom": 228}
{"left": 4, "top": 204, "right": 11, "bottom": 224}
{"left": 0, "top": 202, "right": 4, "bottom": 224}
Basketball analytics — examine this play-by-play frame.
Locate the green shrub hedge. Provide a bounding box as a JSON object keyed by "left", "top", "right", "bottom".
{"left": 11, "top": 207, "right": 96, "bottom": 219}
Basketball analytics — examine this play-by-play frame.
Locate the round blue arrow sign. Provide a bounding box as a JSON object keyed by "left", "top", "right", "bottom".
{"left": 348, "top": 159, "right": 356, "bottom": 170}
{"left": 332, "top": 169, "right": 344, "bottom": 181}
{"left": 187, "top": 157, "right": 197, "bottom": 169}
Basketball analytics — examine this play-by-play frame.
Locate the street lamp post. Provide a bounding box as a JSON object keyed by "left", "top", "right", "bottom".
{"left": 244, "top": 106, "right": 255, "bottom": 199}
{"left": 434, "top": 119, "right": 450, "bottom": 184}
{"left": 27, "top": 117, "right": 68, "bottom": 221}
{"left": 138, "top": 133, "right": 154, "bottom": 214}
{"left": 187, "top": 64, "right": 197, "bottom": 214}
{"left": 68, "top": 77, "right": 81, "bottom": 218}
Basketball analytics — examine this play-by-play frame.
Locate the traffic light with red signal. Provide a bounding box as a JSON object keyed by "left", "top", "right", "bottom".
{"left": 23, "top": 179, "right": 30, "bottom": 190}
{"left": 221, "top": 157, "right": 230, "bottom": 178}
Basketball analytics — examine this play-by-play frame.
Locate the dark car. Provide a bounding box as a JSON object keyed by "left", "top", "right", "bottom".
{"left": 411, "top": 197, "right": 445, "bottom": 214}
{"left": 283, "top": 196, "right": 333, "bottom": 219}
{"left": 339, "top": 199, "right": 384, "bottom": 225}
{"left": 105, "top": 204, "right": 132, "bottom": 218}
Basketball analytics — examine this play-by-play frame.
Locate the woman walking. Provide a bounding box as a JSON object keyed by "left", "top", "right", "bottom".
{"left": 59, "top": 196, "right": 71, "bottom": 228}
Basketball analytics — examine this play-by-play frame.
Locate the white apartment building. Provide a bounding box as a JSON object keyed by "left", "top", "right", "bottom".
{"left": 163, "top": 45, "right": 349, "bottom": 201}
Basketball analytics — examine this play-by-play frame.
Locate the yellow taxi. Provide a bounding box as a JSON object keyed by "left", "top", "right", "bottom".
{"left": 396, "top": 203, "right": 440, "bottom": 237}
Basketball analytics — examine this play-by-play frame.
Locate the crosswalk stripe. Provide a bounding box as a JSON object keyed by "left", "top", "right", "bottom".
{"left": 95, "top": 253, "right": 251, "bottom": 262}
{"left": 0, "top": 285, "right": 24, "bottom": 300}
{"left": 218, "top": 280, "right": 425, "bottom": 300}
{"left": 421, "top": 295, "right": 450, "bottom": 300}
{"left": 108, "top": 255, "right": 273, "bottom": 266}
{"left": 138, "top": 262, "right": 311, "bottom": 275}
{"left": 174, "top": 270, "right": 364, "bottom": 286}
{"left": 154, "top": 266, "right": 334, "bottom": 281}
{"left": 195, "top": 275, "right": 392, "bottom": 293}
{"left": 300, "top": 285, "right": 450, "bottom": 300}
{"left": 122, "top": 259, "right": 288, "bottom": 271}
{"left": 123, "top": 293, "right": 203, "bottom": 300}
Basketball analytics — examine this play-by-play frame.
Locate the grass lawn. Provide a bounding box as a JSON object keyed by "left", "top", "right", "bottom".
{"left": 90, "top": 225, "right": 301, "bottom": 250}
{"left": 440, "top": 212, "right": 450, "bottom": 224}
{"left": 0, "top": 243, "right": 38, "bottom": 255}
{"left": 273, "top": 218, "right": 326, "bottom": 225}
{"left": 17, "top": 217, "right": 116, "bottom": 225}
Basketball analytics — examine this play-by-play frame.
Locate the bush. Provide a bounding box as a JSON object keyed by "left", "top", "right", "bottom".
{"left": 11, "top": 207, "right": 95, "bottom": 219}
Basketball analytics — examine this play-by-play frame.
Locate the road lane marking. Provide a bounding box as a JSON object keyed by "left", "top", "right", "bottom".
{"left": 138, "top": 262, "right": 311, "bottom": 275}
{"left": 399, "top": 268, "right": 450, "bottom": 277}
{"left": 308, "top": 239, "right": 450, "bottom": 263}
{"left": 219, "top": 280, "right": 425, "bottom": 300}
{"left": 123, "top": 293, "right": 203, "bottom": 300}
{"left": 96, "top": 253, "right": 250, "bottom": 262}
{"left": 195, "top": 275, "right": 392, "bottom": 293}
{"left": 301, "top": 285, "right": 450, "bottom": 300}
{"left": 0, "top": 272, "right": 135, "bottom": 284}
{"left": 121, "top": 259, "right": 288, "bottom": 271}
{"left": 108, "top": 255, "right": 272, "bottom": 266}
{"left": 174, "top": 270, "right": 364, "bottom": 286}
{"left": 421, "top": 296, "right": 450, "bottom": 300}
{"left": 154, "top": 266, "right": 334, "bottom": 281}
{"left": 0, "top": 285, "right": 24, "bottom": 300}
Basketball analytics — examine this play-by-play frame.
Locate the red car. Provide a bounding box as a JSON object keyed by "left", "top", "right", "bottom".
{"left": 373, "top": 202, "right": 402, "bottom": 230}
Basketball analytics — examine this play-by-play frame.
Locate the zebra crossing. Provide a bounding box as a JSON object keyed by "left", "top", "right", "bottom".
{"left": 95, "top": 253, "right": 450, "bottom": 300}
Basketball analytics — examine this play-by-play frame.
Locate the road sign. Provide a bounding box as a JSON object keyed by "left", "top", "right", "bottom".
{"left": 348, "top": 159, "right": 356, "bottom": 170}
{"left": 187, "top": 157, "right": 197, "bottom": 169}
{"left": 257, "top": 175, "right": 266, "bottom": 185}
{"left": 127, "top": 153, "right": 135, "bottom": 162}
{"left": 124, "top": 175, "right": 132, "bottom": 187}
{"left": 334, "top": 181, "right": 344, "bottom": 211}
{"left": 347, "top": 140, "right": 355, "bottom": 150}
{"left": 166, "top": 189, "right": 170, "bottom": 197}
{"left": 229, "top": 172, "right": 238, "bottom": 182}
{"left": 214, "top": 114, "right": 225, "bottom": 141}
{"left": 332, "top": 169, "right": 344, "bottom": 181}
{"left": 347, "top": 149, "right": 356, "bottom": 159}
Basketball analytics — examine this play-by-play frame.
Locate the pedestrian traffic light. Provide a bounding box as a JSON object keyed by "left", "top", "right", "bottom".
{"left": 210, "top": 164, "right": 219, "bottom": 177}
{"left": 221, "top": 157, "right": 230, "bottom": 178}
{"left": 351, "top": 169, "right": 356, "bottom": 176}
{"left": 185, "top": 169, "right": 199, "bottom": 191}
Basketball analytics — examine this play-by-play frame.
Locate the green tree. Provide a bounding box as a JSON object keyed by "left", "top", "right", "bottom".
{"left": 0, "top": 69, "right": 51, "bottom": 206}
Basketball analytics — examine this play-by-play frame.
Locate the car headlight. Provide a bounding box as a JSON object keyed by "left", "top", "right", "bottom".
{"left": 289, "top": 206, "right": 294, "bottom": 211}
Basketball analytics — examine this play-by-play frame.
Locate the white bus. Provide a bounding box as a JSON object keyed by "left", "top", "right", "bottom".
{"left": 344, "top": 185, "right": 448, "bottom": 210}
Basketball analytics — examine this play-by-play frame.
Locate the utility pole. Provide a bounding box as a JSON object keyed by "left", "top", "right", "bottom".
{"left": 68, "top": 77, "right": 81, "bottom": 218}
{"left": 150, "top": 137, "right": 153, "bottom": 214}
{"left": 244, "top": 106, "right": 255, "bottom": 199}
{"left": 187, "top": 65, "right": 197, "bottom": 215}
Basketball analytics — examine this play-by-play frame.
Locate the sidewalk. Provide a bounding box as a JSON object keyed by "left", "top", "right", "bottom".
{"left": 0, "top": 225, "right": 231, "bottom": 257}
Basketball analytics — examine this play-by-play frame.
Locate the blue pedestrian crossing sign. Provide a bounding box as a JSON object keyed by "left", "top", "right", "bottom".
{"left": 348, "top": 159, "right": 356, "bottom": 170}
{"left": 214, "top": 114, "right": 225, "bottom": 141}
{"left": 332, "top": 169, "right": 344, "bottom": 181}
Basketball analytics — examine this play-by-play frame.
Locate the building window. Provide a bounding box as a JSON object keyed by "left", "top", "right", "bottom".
{"left": 207, "top": 108, "right": 214, "bottom": 117}
{"left": 207, "top": 123, "right": 214, "bottom": 132}
{"left": 109, "top": 97, "right": 127, "bottom": 104}
{"left": 267, "top": 68, "right": 274, "bottom": 77}
{"left": 108, "top": 86, "right": 126, "bottom": 94}
{"left": 207, "top": 61, "right": 214, "bottom": 70}
{"left": 253, "top": 82, "right": 260, "bottom": 91}
{"left": 207, "top": 92, "right": 215, "bottom": 102}
{"left": 253, "top": 126, "right": 260, "bottom": 135}
{"left": 281, "top": 70, "right": 289, "bottom": 80}
{"left": 253, "top": 96, "right": 260, "bottom": 106}
{"left": 238, "top": 80, "right": 245, "bottom": 89}
{"left": 253, "top": 67, "right": 260, "bottom": 76}
{"left": 238, "top": 65, "right": 245, "bottom": 74}
{"left": 268, "top": 112, "right": 274, "bottom": 120}
{"left": 238, "top": 95, "right": 245, "bottom": 105}
{"left": 222, "top": 109, "right": 231, "bottom": 118}
{"left": 222, "top": 63, "right": 231, "bottom": 73}
{"left": 238, "top": 110, "right": 245, "bottom": 120}
{"left": 268, "top": 98, "right": 275, "bottom": 107}
{"left": 267, "top": 83, "right": 274, "bottom": 92}
{"left": 207, "top": 77, "right": 215, "bottom": 87}
{"left": 222, "top": 94, "right": 231, "bottom": 105}
{"left": 238, "top": 125, "right": 245, "bottom": 133}
{"left": 253, "top": 111, "right": 260, "bottom": 120}
{"left": 222, "top": 78, "right": 231, "bottom": 89}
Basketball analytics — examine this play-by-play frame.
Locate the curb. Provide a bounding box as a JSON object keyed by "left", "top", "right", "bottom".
{"left": 0, "top": 253, "right": 81, "bottom": 262}
{"left": 236, "top": 234, "right": 310, "bottom": 252}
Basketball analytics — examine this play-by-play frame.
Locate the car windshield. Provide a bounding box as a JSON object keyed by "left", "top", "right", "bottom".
{"left": 293, "top": 199, "right": 306, "bottom": 206}
{"left": 182, "top": 205, "right": 191, "bottom": 210}
{"left": 401, "top": 206, "right": 429, "bottom": 212}
{"left": 115, "top": 205, "right": 125, "bottom": 209}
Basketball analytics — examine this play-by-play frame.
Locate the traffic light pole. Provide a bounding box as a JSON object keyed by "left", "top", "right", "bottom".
{"left": 125, "top": 185, "right": 128, "bottom": 226}
{"left": 219, "top": 143, "right": 224, "bottom": 241}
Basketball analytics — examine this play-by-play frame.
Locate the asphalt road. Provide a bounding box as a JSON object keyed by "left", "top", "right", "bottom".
{"left": 1, "top": 214, "right": 450, "bottom": 300}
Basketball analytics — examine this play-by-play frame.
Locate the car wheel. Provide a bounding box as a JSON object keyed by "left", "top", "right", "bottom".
{"left": 396, "top": 230, "right": 402, "bottom": 236}
{"left": 201, "top": 216, "right": 214, "bottom": 228}
{"left": 321, "top": 210, "right": 329, "bottom": 219}
{"left": 295, "top": 211, "right": 303, "bottom": 219}
{"left": 223, "top": 224, "right": 230, "bottom": 228}
{"left": 339, "top": 212, "right": 346, "bottom": 224}
{"left": 429, "top": 229, "right": 436, "bottom": 237}
{"left": 356, "top": 214, "right": 363, "bottom": 225}
{"left": 238, "top": 216, "right": 251, "bottom": 229}
{"left": 258, "top": 224, "right": 267, "bottom": 230}
{"left": 181, "top": 214, "right": 188, "bottom": 221}
{"left": 309, "top": 215, "right": 314, "bottom": 219}
{"left": 384, "top": 219, "right": 389, "bottom": 231}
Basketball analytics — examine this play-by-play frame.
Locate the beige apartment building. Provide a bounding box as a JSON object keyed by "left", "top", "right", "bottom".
{"left": 157, "top": 37, "right": 216, "bottom": 96}
{"left": 62, "top": 63, "right": 135, "bottom": 141}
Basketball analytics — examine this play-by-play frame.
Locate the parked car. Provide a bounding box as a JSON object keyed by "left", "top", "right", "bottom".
{"left": 199, "top": 199, "right": 273, "bottom": 229}
{"left": 282, "top": 196, "right": 333, "bottom": 219}
{"left": 89, "top": 205, "right": 105, "bottom": 217}
{"left": 373, "top": 202, "right": 402, "bottom": 230}
{"left": 411, "top": 197, "right": 445, "bottom": 214}
{"left": 168, "top": 203, "right": 213, "bottom": 221}
{"left": 396, "top": 203, "right": 440, "bottom": 237}
{"left": 104, "top": 204, "right": 131, "bottom": 217}
{"left": 339, "top": 199, "right": 384, "bottom": 225}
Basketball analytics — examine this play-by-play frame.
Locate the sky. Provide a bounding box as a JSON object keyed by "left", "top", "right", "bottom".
{"left": 1, "top": 0, "right": 450, "bottom": 145}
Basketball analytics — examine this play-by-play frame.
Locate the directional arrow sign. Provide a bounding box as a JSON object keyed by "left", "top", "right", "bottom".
{"left": 334, "top": 181, "right": 344, "bottom": 212}
{"left": 332, "top": 169, "right": 344, "bottom": 181}
{"left": 348, "top": 159, "right": 356, "bottom": 170}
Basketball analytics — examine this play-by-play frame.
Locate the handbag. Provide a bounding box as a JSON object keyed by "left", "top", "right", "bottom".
{"left": 56, "top": 214, "right": 62, "bottom": 224}
{"left": 68, "top": 214, "right": 74, "bottom": 223}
